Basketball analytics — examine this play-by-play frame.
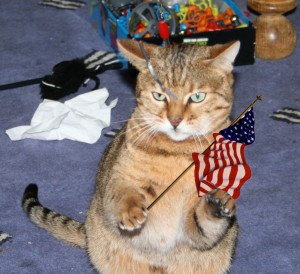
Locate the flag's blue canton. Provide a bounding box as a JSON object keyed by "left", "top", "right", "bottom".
{"left": 220, "top": 108, "right": 255, "bottom": 145}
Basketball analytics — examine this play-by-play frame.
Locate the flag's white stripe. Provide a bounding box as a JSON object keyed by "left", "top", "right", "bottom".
{"left": 211, "top": 163, "right": 219, "bottom": 185}
{"left": 217, "top": 146, "right": 222, "bottom": 159}
{"left": 210, "top": 143, "right": 222, "bottom": 184}
{"left": 223, "top": 141, "right": 231, "bottom": 166}
{"left": 199, "top": 190, "right": 207, "bottom": 196}
{"left": 228, "top": 142, "right": 239, "bottom": 191}
{"left": 228, "top": 140, "right": 236, "bottom": 165}
{"left": 222, "top": 161, "right": 231, "bottom": 185}
{"left": 236, "top": 143, "right": 243, "bottom": 164}
{"left": 207, "top": 155, "right": 215, "bottom": 179}
{"left": 198, "top": 155, "right": 205, "bottom": 180}
{"left": 220, "top": 140, "right": 231, "bottom": 186}
{"left": 201, "top": 182, "right": 213, "bottom": 191}
{"left": 230, "top": 165, "right": 245, "bottom": 195}
{"left": 227, "top": 187, "right": 235, "bottom": 197}
{"left": 215, "top": 142, "right": 221, "bottom": 152}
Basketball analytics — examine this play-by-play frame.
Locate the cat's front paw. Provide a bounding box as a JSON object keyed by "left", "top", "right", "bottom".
{"left": 117, "top": 194, "right": 148, "bottom": 232}
{"left": 205, "top": 189, "right": 236, "bottom": 218}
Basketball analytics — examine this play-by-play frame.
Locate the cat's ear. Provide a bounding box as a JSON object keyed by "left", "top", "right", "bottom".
{"left": 117, "top": 39, "right": 158, "bottom": 72}
{"left": 207, "top": 41, "right": 241, "bottom": 73}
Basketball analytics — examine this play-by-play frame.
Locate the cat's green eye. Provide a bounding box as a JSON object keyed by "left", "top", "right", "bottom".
{"left": 189, "top": 92, "right": 206, "bottom": 103}
{"left": 152, "top": 92, "right": 167, "bottom": 102}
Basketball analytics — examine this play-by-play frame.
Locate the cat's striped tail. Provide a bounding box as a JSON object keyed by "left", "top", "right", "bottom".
{"left": 22, "top": 184, "right": 86, "bottom": 248}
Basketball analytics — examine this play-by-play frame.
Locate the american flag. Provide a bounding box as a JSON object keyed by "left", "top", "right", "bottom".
{"left": 192, "top": 108, "right": 255, "bottom": 200}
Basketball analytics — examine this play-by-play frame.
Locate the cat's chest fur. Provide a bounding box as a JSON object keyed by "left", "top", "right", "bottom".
{"left": 112, "top": 134, "right": 197, "bottom": 252}
{"left": 133, "top": 199, "right": 185, "bottom": 252}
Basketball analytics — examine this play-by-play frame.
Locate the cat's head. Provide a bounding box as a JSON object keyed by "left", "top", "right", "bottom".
{"left": 117, "top": 39, "right": 240, "bottom": 142}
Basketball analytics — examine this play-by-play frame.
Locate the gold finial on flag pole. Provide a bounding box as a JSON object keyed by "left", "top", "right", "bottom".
{"left": 230, "top": 95, "right": 262, "bottom": 126}
{"left": 147, "top": 96, "right": 262, "bottom": 211}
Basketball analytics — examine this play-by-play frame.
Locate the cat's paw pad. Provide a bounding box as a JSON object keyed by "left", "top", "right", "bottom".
{"left": 117, "top": 197, "right": 148, "bottom": 232}
{"left": 205, "top": 189, "right": 236, "bottom": 218}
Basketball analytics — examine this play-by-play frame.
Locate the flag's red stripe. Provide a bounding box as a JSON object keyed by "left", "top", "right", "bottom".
{"left": 233, "top": 142, "right": 240, "bottom": 165}
{"left": 220, "top": 139, "right": 237, "bottom": 195}
{"left": 224, "top": 165, "right": 238, "bottom": 194}
{"left": 232, "top": 145, "right": 252, "bottom": 199}
{"left": 240, "top": 144, "right": 247, "bottom": 164}
{"left": 217, "top": 136, "right": 227, "bottom": 188}
{"left": 206, "top": 149, "right": 217, "bottom": 184}
{"left": 232, "top": 163, "right": 251, "bottom": 199}
{"left": 202, "top": 152, "right": 212, "bottom": 184}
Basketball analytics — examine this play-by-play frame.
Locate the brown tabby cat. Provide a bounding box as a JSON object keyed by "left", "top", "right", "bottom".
{"left": 22, "top": 39, "right": 241, "bottom": 274}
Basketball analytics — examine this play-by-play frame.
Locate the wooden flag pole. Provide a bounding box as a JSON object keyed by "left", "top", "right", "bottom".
{"left": 147, "top": 95, "right": 262, "bottom": 210}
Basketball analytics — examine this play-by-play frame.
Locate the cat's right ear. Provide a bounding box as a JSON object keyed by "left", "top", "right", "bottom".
{"left": 117, "top": 39, "right": 158, "bottom": 72}
{"left": 207, "top": 41, "right": 241, "bottom": 73}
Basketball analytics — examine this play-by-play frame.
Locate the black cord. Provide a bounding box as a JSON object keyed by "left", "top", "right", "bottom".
{"left": 0, "top": 77, "right": 43, "bottom": 91}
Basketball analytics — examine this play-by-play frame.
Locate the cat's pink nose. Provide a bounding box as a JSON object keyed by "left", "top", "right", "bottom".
{"left": 168, "top": 116, "right": 183, "bottom": 129}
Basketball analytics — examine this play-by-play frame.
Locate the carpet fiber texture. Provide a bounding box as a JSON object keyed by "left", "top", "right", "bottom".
{"left": 0, "top": 1, "right": 299, "bottom": 273}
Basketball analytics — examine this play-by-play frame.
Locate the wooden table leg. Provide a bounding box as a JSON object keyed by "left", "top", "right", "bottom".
{"left": 247, "top": 0, "right": 297, "bottom": 59}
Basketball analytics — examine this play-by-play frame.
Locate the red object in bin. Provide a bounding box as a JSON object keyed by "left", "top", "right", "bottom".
{"left": 158, "top": 21, "right": 170, "bottom": 39}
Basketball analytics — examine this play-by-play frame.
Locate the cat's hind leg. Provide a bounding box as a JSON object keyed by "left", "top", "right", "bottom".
{"left": 187, "top": 188, "right": 237, "bottom": 249}
{"left": 183, "top": 189, "right": 238, "bottom": 273}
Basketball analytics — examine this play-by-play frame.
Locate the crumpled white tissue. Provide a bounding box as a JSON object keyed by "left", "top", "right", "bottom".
{"left": 6, "top": 88, "right": 118, "bottom": 144}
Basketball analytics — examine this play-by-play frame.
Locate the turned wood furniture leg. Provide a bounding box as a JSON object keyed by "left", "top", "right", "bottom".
{"left": 247, "top": 0, "right": 297, "bottom": 60}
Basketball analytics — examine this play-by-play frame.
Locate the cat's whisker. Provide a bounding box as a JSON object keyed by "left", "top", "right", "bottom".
{"left": 192, "top": 135, "right": 202, "bottom": 153}
{"left": 108, "top": 125, "right": 140, "bottom": 140}
{"left": 115, "top": 121, "right": 151, "bottom": 138}
{"left": 111, "top": 116, "right": 155, "bottom": 125}
{"left": 203, "top": 134, "right": 213, "bottom": 146}
{"left": 129, "top": 121, "right": 153, "bottom": 135}
{"left": 131, "top": 124, "right": 157, "bottom": 147}
{"left": 195, "top": 134, "right": 204, "bottom": 153}
{"left": 129, "top": 124, "right": 154, "bottom": 146}
{"left": 140, "top": 126, "right": 158, "bottom": 148}
{"left": 132, "top": 126, "right": 156, "bottom": 147}
{"left": 125, "top": 115, "right": 157, "bottom": 136}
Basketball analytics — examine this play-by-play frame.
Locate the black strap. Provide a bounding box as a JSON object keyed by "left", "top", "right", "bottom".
{"left": 0, "top": 60, "right": 123, "bottom": 92}
{"left": 0, "top": 77, "right": 43, "bottom": 91}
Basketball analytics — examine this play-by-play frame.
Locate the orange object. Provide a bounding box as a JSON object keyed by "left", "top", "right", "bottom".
{"left": 197, "top": 26, "right": 207, "bottom": 32}
{"left": 198, "top": 15, "right": 207, "bottom": 26}
{"left": 188, "top": 5, "right": 197, "bottom": 12}
{"left": 184, "top": 19, "right": 198, "bottom": 29}
{"left": 223, "top": 17, "right": 232, "bottom": 26}
{"left": 181, "top": 4, "right": 241, "bottom": 34}
{"left": 205, "top": 7, "right": 213, "bottom": 17}
{"left": 136, "top": 26, "right": 145, "bottom": 34}
{"left": 225, "top": 8, "right": 234, "bottom": 17}
{"left": 216, "top": 13, "right": 224, "bottom": 20}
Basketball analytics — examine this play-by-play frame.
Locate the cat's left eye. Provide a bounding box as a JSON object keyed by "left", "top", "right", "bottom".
{"left": 189, "top": 92, "right": 206, "bottom": 103}
{"left": 152, "top": 92, "right": 167, "bottom": 101}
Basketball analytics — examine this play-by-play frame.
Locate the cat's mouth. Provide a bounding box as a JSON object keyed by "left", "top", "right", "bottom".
{"left": 153, "top": 119, "right": 193, "bottom": 142}
{"left": 164, "top": 127, "right": 191, "bottom": 142}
